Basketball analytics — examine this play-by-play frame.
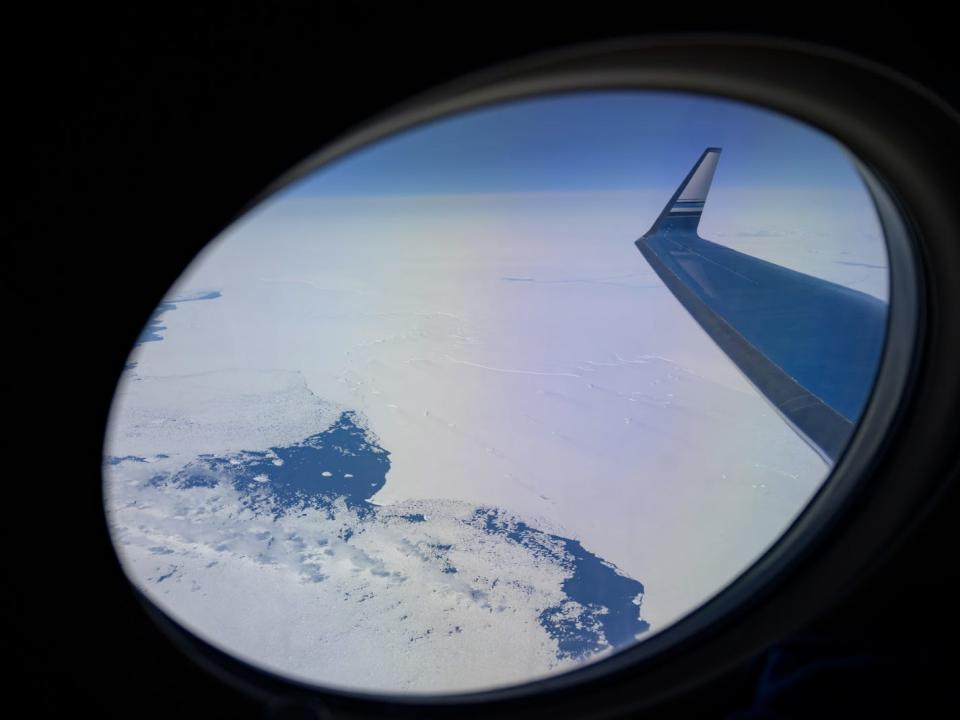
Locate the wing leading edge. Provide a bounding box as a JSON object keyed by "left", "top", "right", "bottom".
{"left": 634, "top": 148, "right": 887, "bottom": 464}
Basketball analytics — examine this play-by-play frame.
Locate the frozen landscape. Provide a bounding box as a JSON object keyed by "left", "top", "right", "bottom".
{"left": 103, "top": 93, "right": 889, "bottom": 694}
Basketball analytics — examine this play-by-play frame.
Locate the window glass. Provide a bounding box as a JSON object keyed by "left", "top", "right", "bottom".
{"left": 104, "top": 91, "right": 889, "bottom": 694}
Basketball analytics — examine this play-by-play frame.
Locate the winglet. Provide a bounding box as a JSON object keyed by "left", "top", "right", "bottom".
{"left": 643, "top": 148, "right": 722, "bottom": 237}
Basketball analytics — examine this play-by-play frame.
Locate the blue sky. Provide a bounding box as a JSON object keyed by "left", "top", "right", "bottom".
{"left": 282, "top": 91, "right": 863, "bottom": 198}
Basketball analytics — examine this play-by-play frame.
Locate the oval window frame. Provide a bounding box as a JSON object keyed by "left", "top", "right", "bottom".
{"left": 108, "top": 34, "right": 960, "bottom": 719}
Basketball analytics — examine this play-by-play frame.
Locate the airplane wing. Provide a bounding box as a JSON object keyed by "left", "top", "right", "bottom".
{"left": 634, "top": 148, "right": 887, "bottom": 464}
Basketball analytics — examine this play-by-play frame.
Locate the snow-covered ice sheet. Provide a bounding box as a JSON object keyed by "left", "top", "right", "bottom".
{"left": 105, "top": 185, "right": 884, "bottom": 693}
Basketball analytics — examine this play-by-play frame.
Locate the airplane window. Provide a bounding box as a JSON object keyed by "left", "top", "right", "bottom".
{"left": 103, "top": 91, "right": 891, "bottom": 695}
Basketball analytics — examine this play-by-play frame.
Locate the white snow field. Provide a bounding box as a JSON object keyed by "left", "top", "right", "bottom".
{"left": 104, "top": 183, "right": 886, "bottom": 694}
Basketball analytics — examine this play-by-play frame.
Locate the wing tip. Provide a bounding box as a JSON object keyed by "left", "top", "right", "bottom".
{"left": 642, "top": 147, "right": 723, "bottom": 236}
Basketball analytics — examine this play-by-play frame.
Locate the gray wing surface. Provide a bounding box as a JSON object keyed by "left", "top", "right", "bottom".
{"left": 635, "top": 148, "right": 887, "bottom": 463}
